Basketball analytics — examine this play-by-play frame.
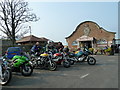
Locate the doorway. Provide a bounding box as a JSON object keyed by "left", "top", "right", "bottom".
{"left": 80, "top": 41, "right": 92, "bottom": 48}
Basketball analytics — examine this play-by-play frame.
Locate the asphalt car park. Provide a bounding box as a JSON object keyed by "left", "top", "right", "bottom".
{"left": 2, "top": 54, "right": 118, "bottom": 88}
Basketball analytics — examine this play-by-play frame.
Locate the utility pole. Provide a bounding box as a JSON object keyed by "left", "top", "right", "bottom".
{"left": 29, "top": 26, "right": 32, "bottom": 45}
{"left": 29, "top": 26, "right": 32, "bottom": 36}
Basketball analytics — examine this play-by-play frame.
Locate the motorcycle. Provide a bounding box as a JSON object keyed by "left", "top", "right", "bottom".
{"left": 68, "top": 48, "right": 96, "bottom": 65}
{"left": 0, "top": 57, "right": 12, "bottom": 86}
{"left": 31, "top": 51, "right": 57, "bottom": 71}
{"left": 9, "top": 55, "right": 33, "bottom": 76}
{"left": 53, "top": 51, "right": 71, "bottom": 68}
{"left": 30, "top": 52, "right": 41, "bottom": 68}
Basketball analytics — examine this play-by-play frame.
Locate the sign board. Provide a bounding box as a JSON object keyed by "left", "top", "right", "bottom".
{"left": 76, "top": 35, "right": 93, "bottom": 41}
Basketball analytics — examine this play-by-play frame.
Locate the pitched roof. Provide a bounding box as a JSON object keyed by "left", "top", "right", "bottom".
{"left": 16, "top": 35, "right": 49, "bottom": 43}
{"left": 65, "top": 21, "right": 116, "bottom": 39}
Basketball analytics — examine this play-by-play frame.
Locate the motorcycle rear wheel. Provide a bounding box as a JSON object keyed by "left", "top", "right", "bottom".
{"left": 62, "top": 60, "right": 71, "bottom": 68}
{"left": 68, "top": 59, "right": 75, "bottom": 65}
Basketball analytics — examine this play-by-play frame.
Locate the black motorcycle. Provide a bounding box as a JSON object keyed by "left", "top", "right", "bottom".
{"left": 30, "top": 52, "right": 41, "bottom": 68}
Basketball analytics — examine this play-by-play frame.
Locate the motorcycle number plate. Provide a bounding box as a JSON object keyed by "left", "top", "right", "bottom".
{"left": 12, "top": 53, "right": 16, "bottom": 55}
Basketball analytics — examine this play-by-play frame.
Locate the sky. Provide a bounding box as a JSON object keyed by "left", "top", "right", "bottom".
{"left": 25, "top": 1, "right": 118, "bottom": 45}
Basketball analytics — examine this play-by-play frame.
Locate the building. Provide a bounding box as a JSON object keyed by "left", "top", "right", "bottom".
{"left": 16, "top": 35, "right": 49, "bottom": 46}
{"left": 65, "top": 21, "right": 116, "bottom": 49}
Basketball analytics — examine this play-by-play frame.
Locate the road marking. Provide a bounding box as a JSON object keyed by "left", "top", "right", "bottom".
{"left": 35, "top": 72, "right": 90, "bottom": 79}
{"left": 61, "top": 74, "right": 81, "bottom": 77}
{"left": 62, "top": 73, "right": 67, "bottom": 76}
{"left": 80, "top": 74, "right": 89, "bottom": 79}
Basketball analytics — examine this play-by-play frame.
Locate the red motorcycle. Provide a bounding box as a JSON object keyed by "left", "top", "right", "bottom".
{"left": 52, "top": 52, "right": 71, "bottom": 68}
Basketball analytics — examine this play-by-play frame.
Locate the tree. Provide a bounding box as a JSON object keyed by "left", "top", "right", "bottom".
{"left": 0, "top": 0, "right": 39, "bottom": 46}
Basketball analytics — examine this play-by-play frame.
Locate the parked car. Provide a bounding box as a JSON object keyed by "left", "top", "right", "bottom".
{"left": 5, "top": 47, "right": 22, "bottom": 59}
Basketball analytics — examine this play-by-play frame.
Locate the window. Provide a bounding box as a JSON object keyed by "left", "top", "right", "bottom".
{"left": 97, "top": 39, "right": 107, "bottom": 44}
{"left": 72, "top": 41, "right": 78, "bottom": 45}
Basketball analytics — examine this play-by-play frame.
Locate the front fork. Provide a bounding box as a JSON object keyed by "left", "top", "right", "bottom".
{"left": 48, "top": 60, "right": 53, "bottom": 66}
{"left": 22, "top": 61, "right": 32, "bottom": 71}
{"left": 29, "top": 61, "right": 33, "bottom": 66}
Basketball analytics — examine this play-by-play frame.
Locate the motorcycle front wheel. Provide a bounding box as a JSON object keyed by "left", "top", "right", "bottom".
{"left": 48, "top": 61, "right": 57, "bottom": 71}
{"left": 0, "top": 69, "right": 12, "bottom": 86}
{"left": 87, "top": 57, "right": 96, "bottom": 65}
{"left": 21, "top": 64, "right": 33, "bottom": 76}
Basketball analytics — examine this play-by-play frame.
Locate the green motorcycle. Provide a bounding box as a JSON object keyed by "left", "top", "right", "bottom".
{"left": 10, "top": 55, "right": 33, "bottom": 76}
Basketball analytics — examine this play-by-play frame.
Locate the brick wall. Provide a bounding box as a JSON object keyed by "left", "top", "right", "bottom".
{"left": 66, "top": 21, "right": 115, "bottom": 49}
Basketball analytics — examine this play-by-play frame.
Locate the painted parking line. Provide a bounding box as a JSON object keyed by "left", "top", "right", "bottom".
{"left": 35, "top": 71, "right": 90, "bottom": 79}
{"left": 61, "top": 73, "right": 90, "bottom": 79}
{"left": 80, "top": 73, "right": 89, "bottom": 79}
{"left": 61, "top": 74, "right": 80, "bottom": 77}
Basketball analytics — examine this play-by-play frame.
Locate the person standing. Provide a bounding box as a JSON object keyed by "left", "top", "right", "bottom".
{"left": 56, "top": 42, "right": 64, "bottom": 52}
{"left": 30, "top": 42, "right": 42, "bottom": 55}
{"left": 45, "top": 40, "right": 55, "bottom": 52}
{"left": 63, "top": 46, "right": 69, "bottom": 53}
{"left": 110, "top": 44, "right": 114, "bottom": 55}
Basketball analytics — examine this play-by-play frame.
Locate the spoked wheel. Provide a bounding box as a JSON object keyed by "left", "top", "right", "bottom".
{"left": 0, "top": 69, "right": 12, "bottom": 86}
{"left": 21, "top": 64, "right": 33, "bottom": 76}
{"left": 87, "top": 57, "right": 96, "bottom": 65}
{"left": 48, "top": 61, "right": 57, "bottom": 71}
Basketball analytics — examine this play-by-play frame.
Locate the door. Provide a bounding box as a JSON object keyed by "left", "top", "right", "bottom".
{"left": 80, "top": 41, "right": 92, "bottom": 48}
